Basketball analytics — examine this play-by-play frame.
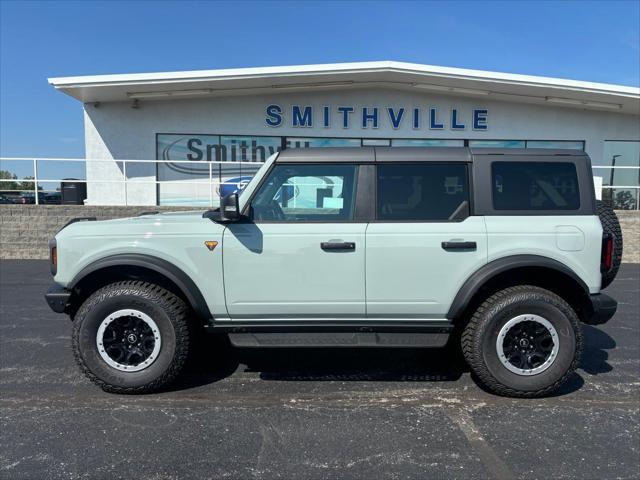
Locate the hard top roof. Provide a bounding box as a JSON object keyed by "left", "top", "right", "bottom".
{"left": 275, "top": 147, "right": 586, "bottom": 163}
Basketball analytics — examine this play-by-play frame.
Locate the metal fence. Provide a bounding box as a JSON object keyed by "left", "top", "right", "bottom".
{"left": 0, "top": 157, "right": 262, "bottom": 206}
{"left": 1, "top": 157, "right": 639, "bottom": 209}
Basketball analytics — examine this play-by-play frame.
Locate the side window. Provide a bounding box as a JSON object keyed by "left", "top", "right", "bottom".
{"left": 250, "top": 164, "right": 358, "bottom": 221}
{"left": 492, "top": 162, "right": 580, "bottom": 210}
{"left": 376, "top": 163, "right": 469, "bottom": 221}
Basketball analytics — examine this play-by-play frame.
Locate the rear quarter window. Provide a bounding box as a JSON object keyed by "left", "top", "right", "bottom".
{"left": 492, "top": 162, "right": 580, "bottom": 211}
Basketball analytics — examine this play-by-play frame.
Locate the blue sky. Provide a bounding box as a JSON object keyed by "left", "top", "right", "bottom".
{"left": 1, "top": 0, "right": 638, "bottom": 159}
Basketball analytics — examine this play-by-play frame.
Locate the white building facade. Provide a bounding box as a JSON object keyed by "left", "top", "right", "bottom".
{"left": 49, "top": 61, "right": 640, "bottom": 209}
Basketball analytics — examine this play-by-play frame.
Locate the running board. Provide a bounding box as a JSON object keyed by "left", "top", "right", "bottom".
{"left": 227, "top": 332, "right": 450, "bottom": 348}
{"left": 205, "top": 320, "right": 453, "bottom": 348}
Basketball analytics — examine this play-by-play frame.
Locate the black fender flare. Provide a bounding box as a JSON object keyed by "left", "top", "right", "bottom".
{"left": 70, "top": 253, "right": 212, "bottom": 320}
{"left": 447, "top": 255, "right": 589, "bottom": 320}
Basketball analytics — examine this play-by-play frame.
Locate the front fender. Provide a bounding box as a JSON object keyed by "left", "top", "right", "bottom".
{"left": 69, "top": 253, "right": 212, "bottom": 320}
{"left": 54, "top": 222, "right": 227, "bottom": 320}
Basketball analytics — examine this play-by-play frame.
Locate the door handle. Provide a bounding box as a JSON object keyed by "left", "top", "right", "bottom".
{"left": 321, "top": 241, "right": 356, "bottom": 251}
{"left": 441, "top": 241, "right": 477, "bottom": 251}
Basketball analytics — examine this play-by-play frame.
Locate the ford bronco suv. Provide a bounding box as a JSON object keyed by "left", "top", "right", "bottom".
{"left": 45, "top": 147, "right": 622, "bottom": 397}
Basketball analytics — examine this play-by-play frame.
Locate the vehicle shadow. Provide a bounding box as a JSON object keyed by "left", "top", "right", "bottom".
{"left": 579, "top": 324, "right": 616, "bottom": 375}
{"left": 170, "top": 324, "right": 616, "bottom": 395}
{"left": 171, "top": 333, "right": 467, "bottom": 391}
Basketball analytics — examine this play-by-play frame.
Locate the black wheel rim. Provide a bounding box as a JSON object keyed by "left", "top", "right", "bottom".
{"left": 497, "top": 315, "right": 559, "bottom": 375}
{"left": 96, "top": 309, "right": 161, "bottom": 372}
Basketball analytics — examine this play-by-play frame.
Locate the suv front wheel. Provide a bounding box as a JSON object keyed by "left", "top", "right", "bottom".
{"left": 72, "top": 281, "right": 192, "bottom": 394}
{"left": 462, "top": 286, "right": 583, "bottom": 397}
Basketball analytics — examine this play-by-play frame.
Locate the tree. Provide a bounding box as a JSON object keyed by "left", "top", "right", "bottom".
{"left": 0, "top": 170, "right": 40, "bottom": 191}
{"left": 614, "top": 190, "right": 637, "bottom": 210}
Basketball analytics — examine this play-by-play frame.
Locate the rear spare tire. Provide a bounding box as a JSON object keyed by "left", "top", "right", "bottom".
{"left": 596, "top": 200, "right": 623, "bottom": 289}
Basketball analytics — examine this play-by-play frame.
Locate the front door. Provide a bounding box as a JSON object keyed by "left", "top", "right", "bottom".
{"left": 366, "top": 162, "right": 488, "bottom": 319}
{"left": 223, "top": 162, "right": 366, "bottom": 320}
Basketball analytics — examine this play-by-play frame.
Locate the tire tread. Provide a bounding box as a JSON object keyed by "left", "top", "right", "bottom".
{"left": 596, "top": 200, "right": 623, "bottom": 289}
{"left": 72, "top": 280, "right": 191, "bottom": 394}
{"left": 461, "top": 285, "right": 583, "bottom": 398}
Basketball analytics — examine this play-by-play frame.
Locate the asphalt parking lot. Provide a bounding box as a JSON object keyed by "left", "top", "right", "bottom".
{"left": 0, "top": 260, "right": 638, "bottom": 480}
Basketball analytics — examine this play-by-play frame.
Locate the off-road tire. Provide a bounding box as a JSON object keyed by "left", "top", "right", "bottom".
{"left": 72, "top": 281, "right": 192, "bottom": 394}
{"left": 596, "top": 200, "right": 623, "bottom": 289}
{"left": 462, "top": 286, "right": 582, "bottom": 398}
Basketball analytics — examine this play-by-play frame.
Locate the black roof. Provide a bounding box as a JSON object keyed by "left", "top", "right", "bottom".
{"left": 275, "top": 147, "right": 586, "bottom": 163}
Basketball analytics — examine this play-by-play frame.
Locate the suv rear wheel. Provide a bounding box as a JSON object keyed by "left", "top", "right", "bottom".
{"left": 72, "top": 281, "right": 192, "bottom": 394}
{"left": 462, "top": 285, "right": 582, "bottom": 397}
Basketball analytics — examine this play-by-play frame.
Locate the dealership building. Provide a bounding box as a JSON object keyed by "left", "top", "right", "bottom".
{"left": 48, "top": 61, "right": 640, "bottom": 208}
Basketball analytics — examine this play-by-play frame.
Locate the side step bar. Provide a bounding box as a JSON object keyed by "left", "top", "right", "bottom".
{"left": 205, "top": 321, "right": 453, "bottom": 348}
{"left": 227, "top": 332, "right": 450, "bottom": 348}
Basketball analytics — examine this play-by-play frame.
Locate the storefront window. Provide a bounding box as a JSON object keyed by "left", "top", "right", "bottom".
{"left": 469, "top": 140, "right": 526, "bottom": 148}
{"left": 156, "top": 134, "right": 281, "bottom": 205}
{"left": 286, "top": 137, "right": 361, "bottom": 148}
{"left": 594, "top": 142, "right": 640, "bottom": 187}
{"left": 598, "top": 141, "right": 640, "bottom": 210}
{"left": 602, "top": 141, "right": 640, "bottom": 167}
{"left": 392, "top": 139, "right": 464, "bottom": 147}
{"left": 154, "top": 134, "right": 639, "bottom": 209}
{"left": 220, "top": 136, "right": 281, "bottom": 162}
{"left": 526, "top": 140, "right": 584, "bottom": 150}
{"left": 362, "top": 139, "right": 391, "bottom": 146}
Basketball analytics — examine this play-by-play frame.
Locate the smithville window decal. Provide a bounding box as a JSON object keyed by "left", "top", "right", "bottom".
{"left": 265, "top": 105, "right": 488, "bottom": 131}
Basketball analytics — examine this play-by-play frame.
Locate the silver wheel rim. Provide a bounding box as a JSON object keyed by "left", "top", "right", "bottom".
{"left": 96, "top": 309, "right": 161, "bottom": 372}
{"left": 496, "top": 314, "right": 559, "bottom": 376}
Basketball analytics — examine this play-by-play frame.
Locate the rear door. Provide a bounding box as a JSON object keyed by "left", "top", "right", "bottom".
{"left": 223, "top": 162, "right": 368, "bottom": 320}
{"left": 366, "top": 160, "right": 488, "bottom": 319}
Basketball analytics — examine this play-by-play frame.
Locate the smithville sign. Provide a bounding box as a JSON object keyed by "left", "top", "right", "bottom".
{"left": 265, "top": 105, "right": 489, "bottom": 130}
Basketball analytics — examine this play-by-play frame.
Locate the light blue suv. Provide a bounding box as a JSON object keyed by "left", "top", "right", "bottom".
{"left": 45, "top": 147, "right": 622, "bottom": 397}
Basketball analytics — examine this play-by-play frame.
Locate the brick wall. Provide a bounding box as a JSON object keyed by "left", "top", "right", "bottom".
{"left": 0, "top": 205, "right": 195, "bottom": 260}
{"left": 1, "top": 205, "right": 639, "bottom": 262}
{"left": 617, "top": 211, "right": 640, "bottom": 264}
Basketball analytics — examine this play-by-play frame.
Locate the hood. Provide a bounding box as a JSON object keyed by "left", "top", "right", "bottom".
{"left": 56, "top": 210, "right": 225, "bottom": 239}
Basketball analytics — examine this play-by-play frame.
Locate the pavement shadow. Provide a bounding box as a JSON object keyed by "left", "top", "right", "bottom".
{"left": 252, "top": 345, "right": 467, "bottom": 382}
{"left": 579, "top": 324, "right": 616, "bottom": 375}
{"left": 169, "top": 323, "right": 616, "bottom": 393}
{"left": 169, "top": 334, "right": 241, "bottom": 390}
{"left": 170, "top": 333, "right": 467, "bottom": 390}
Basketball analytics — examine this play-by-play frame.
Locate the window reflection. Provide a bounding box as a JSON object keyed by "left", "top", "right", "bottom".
{"left": 526, "top": 141, "right": 584, "bottom": 150}
{"left": 285, "top": 137, "right": 361, "bottom": 148}
{"left": 469, "top": 140, "right": 526, "bottom": 148}
{"left": 391, "top": 139, "right": 464, "bottom": 147}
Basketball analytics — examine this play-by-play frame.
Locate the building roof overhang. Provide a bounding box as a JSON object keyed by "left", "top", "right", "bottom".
{"left": 48, "top": 61, "right": 640, "bottom": 115}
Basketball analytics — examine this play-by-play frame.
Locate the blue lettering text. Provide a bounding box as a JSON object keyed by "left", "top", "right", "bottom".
{"left": 292, "top": 105, "right": 313, "bottom": 127}
{"left": 387, "top": 107, "right": 405, "bottom": 129}
{"left": 362, "top": 107, "right": 378, "bottom": 128}
{"left": 429, "top": 108, "right": 444, "bottom": 129}
{"left": 473, "top": 109, "right": 488, "bottom": 130}
{"left": 323, "top": 106, "right": 330, "bottom": 128}
{"left": 338, "top": 106, "right": 354, "bottom": 128}
{"left": 451, "top": 109, "right": 465, "bottom": 130}
{"left": 265, "top": 104, "right": 282, "bottom": 127}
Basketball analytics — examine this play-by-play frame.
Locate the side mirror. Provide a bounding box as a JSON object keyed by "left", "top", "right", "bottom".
{"left": 220, "top": 193, "right": 240, "bottom": 221}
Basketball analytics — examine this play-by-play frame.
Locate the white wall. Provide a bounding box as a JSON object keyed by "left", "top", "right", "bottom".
{"left": 84, "top": 88, "right": 640, "bottom": 205}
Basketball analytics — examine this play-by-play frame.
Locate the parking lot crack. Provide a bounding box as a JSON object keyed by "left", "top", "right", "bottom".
{"left": 448, "top": 409, "right": 516, "bottom": 480}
